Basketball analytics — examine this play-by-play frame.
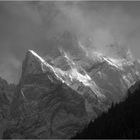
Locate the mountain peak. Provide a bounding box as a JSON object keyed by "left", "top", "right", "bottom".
{"left": 1, "top": 48, "right": 140, "bottom": 139}
{"left": 21, "top": 50, "right": 45, "bottom": 77}
{"left": 28, "top": 50, "right": 46, "bottom": 64}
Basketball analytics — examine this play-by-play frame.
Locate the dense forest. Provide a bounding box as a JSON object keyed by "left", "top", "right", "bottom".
{"left": 72, "top": 81, "right": 140, "bottom": 139}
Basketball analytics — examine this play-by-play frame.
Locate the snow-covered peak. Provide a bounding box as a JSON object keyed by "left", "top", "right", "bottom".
{"left": 21, "top": 49, "right": 140, "bottom": 104}
{"left": 89, "top": 50, "right": 134, "bottom": 70}
{"left": 21, "top": 50, "right": 105, "bottom": 99}
{"left": 21, "top": 50, "right": 44, "bottom": 77}
{"left": 15, "top": 48, "right": 140, "bottom": 138}
{"left": 28, "top": 50, "right": 46, "bottom": 64}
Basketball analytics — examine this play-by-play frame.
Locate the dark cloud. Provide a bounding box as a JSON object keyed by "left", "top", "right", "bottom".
{"left": 0, "top": 1, "right": 140, "bottom": 83}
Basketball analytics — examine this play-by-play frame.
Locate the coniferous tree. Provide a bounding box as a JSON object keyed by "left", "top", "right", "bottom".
{"left": 72, "top": 81, "right": 140, "bottom": 139}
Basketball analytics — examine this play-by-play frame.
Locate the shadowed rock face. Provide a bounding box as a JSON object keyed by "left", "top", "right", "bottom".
{"left": 72, "top": 81, "right": 140, "bottom": 139}
{"left": 3, "top": 51, "right": 89, "bottom": 139}
{"left": 0, "top": 50, "right": 140, "bottom": 139}
{"left": 0, "top": 77, "right": 15, "bottom": 138}
{"left": 9, "top": 79, "right": 88, "bottom": 138}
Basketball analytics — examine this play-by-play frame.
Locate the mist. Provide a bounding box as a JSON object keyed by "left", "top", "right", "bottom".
{"left": 0, "top": 1, "right": 140, "bottom": 83}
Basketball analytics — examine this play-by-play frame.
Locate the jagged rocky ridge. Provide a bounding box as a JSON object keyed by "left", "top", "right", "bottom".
{"left": 0, "top": 49, "right": 140, "bottom": 139}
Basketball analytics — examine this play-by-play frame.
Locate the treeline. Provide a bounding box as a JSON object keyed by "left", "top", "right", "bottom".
{"left": 72, "top": 81, "right": 140, "bottom": 139}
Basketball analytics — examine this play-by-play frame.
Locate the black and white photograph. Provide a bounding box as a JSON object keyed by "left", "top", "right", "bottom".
{"left": 0, "top": 1, "right": 140, "bottom": 139}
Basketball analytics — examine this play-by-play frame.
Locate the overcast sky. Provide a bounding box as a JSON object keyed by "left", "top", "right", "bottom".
{"left": 0, "top": 1, "right": 140, "bottom": 83}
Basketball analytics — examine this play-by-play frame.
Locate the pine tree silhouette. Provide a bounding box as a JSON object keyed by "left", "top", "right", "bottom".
{"left": 72, "top": 81, "right": 140, "bottom": 139}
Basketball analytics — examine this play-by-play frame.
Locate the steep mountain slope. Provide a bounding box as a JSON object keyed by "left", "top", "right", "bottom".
{"left": 8, "top": 50, "right": 89, "bottom": 139}
{"left": 52, "top": 49, "right": 140, "bottom": 104}
{"left": 72, "top": 80, "right": 140, "bottom": 139}
{"left": 0, "top": 49, "right": 140, "bottom": 139}
{"left": 0, "top": 77, "right": 15, "bottom": 138}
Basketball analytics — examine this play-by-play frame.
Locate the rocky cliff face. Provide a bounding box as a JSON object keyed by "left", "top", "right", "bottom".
{"left": 0, "top": 77, "right": 15, "bottom": 138}
{"left": 0, "top": 49, "right": 140, "bottom": 139}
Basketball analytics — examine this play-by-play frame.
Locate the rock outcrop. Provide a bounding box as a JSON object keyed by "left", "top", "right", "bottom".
{"left": 0, "top": 49, "right": 140, "bottom": 139}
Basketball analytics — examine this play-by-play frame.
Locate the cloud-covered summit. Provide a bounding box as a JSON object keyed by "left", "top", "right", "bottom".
{"left": 0, "top": 1, "right": 140, "bottom": 83}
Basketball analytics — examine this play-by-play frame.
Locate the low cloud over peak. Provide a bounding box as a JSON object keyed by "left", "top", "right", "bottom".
{"left": 0, "top": 1, "right": 140, "bottom": 83}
